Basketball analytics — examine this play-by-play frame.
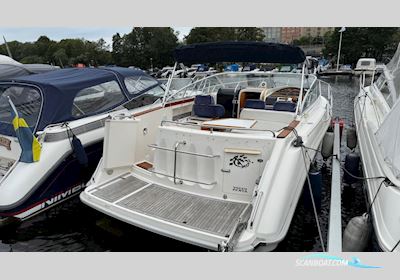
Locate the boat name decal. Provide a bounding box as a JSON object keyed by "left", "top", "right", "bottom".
{"left": 229, "top": 154, "right": 253, "bottom": 168}
{"left": 40, "top": 184, "right": 83, "bottom": 208}
{"left": 0, "top": 137, "right": 11, "bottom": 150}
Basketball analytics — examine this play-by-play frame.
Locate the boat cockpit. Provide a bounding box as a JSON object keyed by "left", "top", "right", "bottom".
{"left": 160, "top": 71, "right": 321, "bottom": 137}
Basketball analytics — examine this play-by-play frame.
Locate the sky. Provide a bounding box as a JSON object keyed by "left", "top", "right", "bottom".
{"left": 0, "top": 27, "right": 192, "bottom": 48}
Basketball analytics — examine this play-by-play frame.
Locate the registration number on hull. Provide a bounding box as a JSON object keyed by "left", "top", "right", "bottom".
{"left": 232, "top": 186, "right": 248, "bottom": 193}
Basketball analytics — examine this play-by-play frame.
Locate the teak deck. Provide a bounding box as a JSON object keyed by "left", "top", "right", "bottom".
{"left": 277, "top": 120, "right": 300, "bottom": 138}
{"left": 91, "top": 175, "right": 248, "bottom": 237}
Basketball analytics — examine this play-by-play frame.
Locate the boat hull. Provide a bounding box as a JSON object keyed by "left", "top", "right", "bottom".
{"left": 0, "top": 141, "right": 103, "bottom": 225}
{"left": 354, "top": 91, "right": 400, "bottom": 252}
{"left": 81, "top": 97, "right": 331, "bottom": 251}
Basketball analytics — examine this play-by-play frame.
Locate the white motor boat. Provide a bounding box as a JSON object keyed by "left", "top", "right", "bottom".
{"left": 354, "top": 44, "right": 400, "bottom": 252}
{"left": 0, "top": 54, "right": 59, "bottom": 80}
{"left": 81, "top": 41, "right": 333, "bottom": 251}
{"left": 0, "top": 67, "right": 166, "bottom": 227}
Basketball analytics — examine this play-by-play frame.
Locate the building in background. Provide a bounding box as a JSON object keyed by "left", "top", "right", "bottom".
{"left": 261, "top": 27, "right": 335, "bottom": 44}
{"left": 300, "top": 27, "right": 334, "bottom": 38}
{"left": 281, "top": 27, "right": 302, "bottom": 43}
{"left": 261, "top": 27, "right": 282, "bottom": 43}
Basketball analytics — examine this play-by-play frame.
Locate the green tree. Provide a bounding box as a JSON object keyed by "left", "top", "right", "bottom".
{"left": 1, "top": 36, "right": 113, "bottom": 67}
{"left": 112, "top": 33, "right": 124, "bottom": 65}
{"left": 35, "top": 36, "right": 52, "bottom": 60}
{"left": 185, "top": 27, "right": 265, "bottom": 44}
{"left": 52, "top": 48, "right": 68, "bottom": 67}
{"left": 185, "top": 27, "right": 236, "bottom": 44}
{"left": 20, "top": 55, "right": 45, "bottom": 64}
{"left": 111, "top": 27, "right": 178, "bottom": 68}
{"left": 235, "top": 27, "right": 265, "bottom": 41}
{"left": 323, "top": 27, "right": 400, "bottom": 65}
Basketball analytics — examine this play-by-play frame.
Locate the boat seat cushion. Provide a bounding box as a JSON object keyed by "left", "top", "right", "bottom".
{"left": 192, "top": 94, "right": 225, "bottom": 118}
{"left": 244, "top": 99, "right": 266, "bottom": 109}
{"left": 194, "top": 95, "right": 214, "bottom": 105}
{"left": 273, "top": 101, "right": 297, "bottom": 112}
{"left": 265, "top": 96, "right": 278, "bottom": 105}
{"left": 193, "top": 104, "right": 225, "bottom": 118}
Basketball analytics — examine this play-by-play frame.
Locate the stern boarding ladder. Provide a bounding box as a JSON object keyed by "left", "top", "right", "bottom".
{"left": 88, "top": 117, "right": 273, "bottom": 251}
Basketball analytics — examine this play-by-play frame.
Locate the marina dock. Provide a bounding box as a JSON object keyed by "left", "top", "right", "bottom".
{"left": 328, "top": 122, "right": 342, "bottom": 252}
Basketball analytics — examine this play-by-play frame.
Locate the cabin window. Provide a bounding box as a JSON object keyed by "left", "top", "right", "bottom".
{"left": 123, "top": 85, "right": 165, "bottom": 110}
{"left": 72, "top": 80, "right": 125, "bottom": 117}
{"left": 0, "top": 85, "right": 42, "bottom": 130}
{"left": 124, "top": 76, "right": 158, "bottom": 96}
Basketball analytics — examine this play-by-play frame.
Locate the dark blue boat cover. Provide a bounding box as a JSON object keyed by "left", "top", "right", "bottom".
{"left": 0, "top": 67, "right": 158, "bottom": 135}
{"left": 174, "top": 41, "right": 306, "bottom": 64}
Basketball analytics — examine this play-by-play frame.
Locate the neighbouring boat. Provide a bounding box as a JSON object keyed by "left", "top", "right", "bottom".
{"left": 354, "top": 44, "right": 400, "bottom": 252}
{"left": 0, "top": 54, "right": 59, "bottom": 79}
{"left": 0, "top": 67, "right": 166, "bottom": 226}
{"left": 80, "top": 41, "right": 333, "bottom": 251}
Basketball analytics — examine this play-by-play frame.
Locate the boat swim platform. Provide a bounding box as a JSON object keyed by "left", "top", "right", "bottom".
{"left": 90, "top": 176, "right": 249, "bottom": 238}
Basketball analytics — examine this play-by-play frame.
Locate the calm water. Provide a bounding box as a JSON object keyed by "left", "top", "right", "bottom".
{"left": 0, "top": 76, "right": 378, "bottom": 252}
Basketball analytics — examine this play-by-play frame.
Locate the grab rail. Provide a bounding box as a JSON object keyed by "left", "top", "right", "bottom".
{"left": 148, "top": 144, "right": 220, "bottom": 158}
{"left": 230, "top": 128, "right": 276, "bottom": 137}
{"left": 359, "top": 88, "right": 382, "bottom": 126}
{"left": 174, "top": 141, "right": 186, "bottom": 184}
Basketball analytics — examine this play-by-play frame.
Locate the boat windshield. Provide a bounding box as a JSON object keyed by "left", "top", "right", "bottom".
{"left": 165, "top": 72, "right": 317, "bottom": 102}
{"left": 374, "top": 44, "right": 400, "bottom": 108}
{"left": 386, "top": 45, "right": 400, "bottom": 104}
{"left": 0, "top": 84, "right": 42, "bottom": 135}
{"left": 122, "top": 83, "right": 165, "bottom": 110}
{"left": 124, "top": 76, "right": 159, "bottom": 96}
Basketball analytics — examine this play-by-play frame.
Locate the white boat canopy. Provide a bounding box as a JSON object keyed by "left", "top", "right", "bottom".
{"left": 375, "top": 44, "right": 400, "bottom": 178}
{"left": 0, "top": 54, "right": 60, "bottom": 80}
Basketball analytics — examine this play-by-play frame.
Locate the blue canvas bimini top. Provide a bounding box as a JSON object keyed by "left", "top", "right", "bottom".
{"left": 174, "top": 41, "right": 306, "bottom": 64}
{"left": 0, "top": 67, "right": 159, "bottom": 136}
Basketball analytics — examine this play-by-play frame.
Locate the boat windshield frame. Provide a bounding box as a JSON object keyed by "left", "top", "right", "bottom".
{"left": 162, "top": 70, "right": 321, "bottom": 115}
{"left": 0, "top": 82, "right": 44, "bottom": 136}
{"left": 370, "top": 43, "right": 400, "bottom": 109}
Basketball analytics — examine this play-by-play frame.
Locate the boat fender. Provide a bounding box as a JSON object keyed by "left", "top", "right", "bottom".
{"left": 346, "top": 126, "right": 357, "bottom": 150}
{"left": 343, "top": 152, "right": 360, "bottom": 185}
{"left": 302, "top": 168, "right": 322, "bottom": 213}
{"left": 71, "top": 134, "right": 88, "bottom": 168}
{"left": 321, "top": 131, "right": 334, "bottom": 159}
{"left": 342, "top": 213, "right": 371, "bottom": 252}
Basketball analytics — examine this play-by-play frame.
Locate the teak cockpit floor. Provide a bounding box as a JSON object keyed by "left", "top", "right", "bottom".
{"left": 91, "top": 175, "right": 248, "bottom": 237}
